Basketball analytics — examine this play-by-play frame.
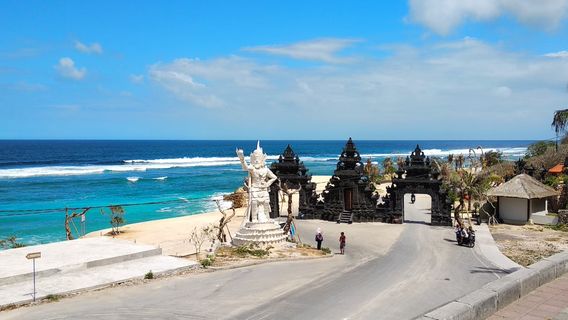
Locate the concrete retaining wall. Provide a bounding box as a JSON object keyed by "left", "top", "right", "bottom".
{"left": 418, "top": 250, "right": 568, "bottom": 320}
{"left": 531, "top": 213, "right": 559, "bottom": 226}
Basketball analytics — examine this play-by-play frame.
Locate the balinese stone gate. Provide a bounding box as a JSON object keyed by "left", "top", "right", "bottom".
{"left": 377, "top": 145, "right": 453, "bottom": 226}
{"left": 301, "top": 138, "right": 377, "bottom": 223}
{"left": 269, "top": 145, "right": 317, "bottom": 219}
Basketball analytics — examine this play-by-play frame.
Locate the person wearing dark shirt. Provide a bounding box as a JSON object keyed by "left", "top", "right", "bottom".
{"left": 339, "top": 232, "right": 346, "bottom": 255}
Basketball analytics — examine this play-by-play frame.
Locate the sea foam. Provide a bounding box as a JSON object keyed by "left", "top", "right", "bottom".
{"left": 359, "top": 147, "right": 527, "bottom": 159}
{"left": 0, "top": 156, "right": 261, "bottom": 179}
{"left": 0, "top": 146, "right": 527, "bottom": 179}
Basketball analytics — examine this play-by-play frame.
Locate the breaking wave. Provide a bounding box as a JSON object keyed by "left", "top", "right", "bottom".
{"left": 359, "top": 147, "right": 527, "bottom": 159}
{"left": 0, "top": 156, "right": 259, "bottom": 179}
{"left": 0, "top": 146, "right": 527, "bottom": 179}
{"left": 205, "top": 192, "right": 233, "bottom": 212}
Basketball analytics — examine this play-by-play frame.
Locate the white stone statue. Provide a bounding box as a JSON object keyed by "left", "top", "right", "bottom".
{"left": 236, "top": 141, "right": 277, "bottom": 223}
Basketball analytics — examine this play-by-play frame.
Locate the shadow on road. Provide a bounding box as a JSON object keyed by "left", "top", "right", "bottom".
{"left": 470, "top": 266, "right": 519, "bottom": 275}
{"left": 443, "top": 238, "right": 457, "bottom": 243}
{"left": 403, "top": 220, "right": 430, "bottom": 225}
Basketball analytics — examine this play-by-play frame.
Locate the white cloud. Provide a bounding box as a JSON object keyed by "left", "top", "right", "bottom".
{"left": 55, "top": 57, "right": 86, "bottom": 80}
{"left": 148, "top": 38, "right": 568, "bottom": 139}
{"left": 545, "top": 50, "right": 568, "bottom": 58}
{"left": 243, "top": 38, "right": 360, "bottom": 63}
{"left": 149, "top": 56, "right": 276, "bottom": 107}
{"left": 129, "top": 74, "right": 144, "bottom": 84}
{"left": 74, "top": 41, "right": 103, "bottom": 54}
{"left": 408, "top": 0, "right": 568, "bottom": 35}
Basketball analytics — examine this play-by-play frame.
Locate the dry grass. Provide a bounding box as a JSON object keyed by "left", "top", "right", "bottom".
{"left": 211, "top": 243, "right": 328, "bottom": 268}
{"left": 490, "top": 224, "right": 568, "bottom": 267}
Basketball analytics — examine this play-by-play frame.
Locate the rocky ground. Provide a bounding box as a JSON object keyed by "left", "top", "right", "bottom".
{"left": 490, "top": 224, "right": 568, "bottom": 266}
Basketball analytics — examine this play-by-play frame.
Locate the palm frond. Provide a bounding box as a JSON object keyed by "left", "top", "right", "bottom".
{"left": 551, "top": 108, "right": 568, "bottom": 134}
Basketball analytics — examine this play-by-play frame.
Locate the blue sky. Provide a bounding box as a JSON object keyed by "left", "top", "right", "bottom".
{"left": 1, "top": 1, "right": 568, "bottom": 140}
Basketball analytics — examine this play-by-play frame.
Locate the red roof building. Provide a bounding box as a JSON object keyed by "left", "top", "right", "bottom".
{"left": 549, "top": 163, "right": 564, "bottom": 174}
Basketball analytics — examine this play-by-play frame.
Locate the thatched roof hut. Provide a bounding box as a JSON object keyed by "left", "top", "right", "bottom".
{"left": 487, "top": 174, "right": 558, "bottom": 225}
{"left": 487, "top": 174, "right": 558, "bottom": 199}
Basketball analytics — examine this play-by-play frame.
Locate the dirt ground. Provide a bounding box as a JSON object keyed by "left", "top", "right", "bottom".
{"left": 206, "top": 243, "right": 329, "bottom": 268}
{"left": 489, "top": 224, "right": 568, "bottom": 267}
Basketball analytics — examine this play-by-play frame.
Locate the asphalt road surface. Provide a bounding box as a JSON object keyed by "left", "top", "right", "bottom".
{"left": 1, "top": 195, "right": 504, "bottom": 320}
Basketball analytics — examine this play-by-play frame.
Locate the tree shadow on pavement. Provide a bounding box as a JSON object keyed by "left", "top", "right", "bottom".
{"left": 403, "top": 220, "right": 430, "bottom": 225}
{"left": 470, "top": 266, "right": 520, "bottom": 275}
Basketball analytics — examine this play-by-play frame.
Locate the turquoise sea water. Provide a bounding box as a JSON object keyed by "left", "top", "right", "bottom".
{"left": 0, "top": 140, "right": 532, "bottom": 245}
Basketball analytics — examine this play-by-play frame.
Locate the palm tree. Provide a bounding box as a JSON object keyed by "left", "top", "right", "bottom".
{"left": 552, "top": 108, "right": 568, "bottom": 151}
{"left": 460, "top": 171, "right": 477, "bottom": 212}
{"left": 455, "top": 154, "right": 465, "bottom": 170}
{"left": 382, "top": 157, "right": 395, "bottom": 179}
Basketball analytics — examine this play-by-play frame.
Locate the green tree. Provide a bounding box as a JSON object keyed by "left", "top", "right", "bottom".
{"left": 443, "top": 170, "right": 494, "bottom": 226}
{"left": 525, "top": 141, "right": 555, "bottom": 158}
{"left": 552, "top": 108, "right": 568, "bottom": 149}
{"left": 447, "top": 154, "right": 454, "bottom": 165}
{"left": 455, "top": 154, "right": 465, "bottom": 170}
{"left": 100, "top": 205, "right": 125, "bottom": 235}
{"left": 483, "top": 150, "right": 503, "bottom": 167}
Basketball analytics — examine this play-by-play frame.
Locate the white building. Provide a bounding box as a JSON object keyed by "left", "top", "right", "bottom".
{"left": 487, "top": 174, "right": 559, "bottom": 225}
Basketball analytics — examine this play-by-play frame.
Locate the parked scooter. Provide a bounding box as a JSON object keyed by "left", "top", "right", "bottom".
{"left": 455, "top": 226, "right": 476, "bottom": 248}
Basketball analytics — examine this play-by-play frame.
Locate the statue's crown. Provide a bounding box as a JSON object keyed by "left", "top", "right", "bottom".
{"left": 250, "top": 141, "right": 267, "bottom": 164}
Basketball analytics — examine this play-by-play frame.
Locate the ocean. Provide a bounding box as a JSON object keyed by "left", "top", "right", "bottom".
{"left": 0, "top": 140, "right": 532, "bottom": 245}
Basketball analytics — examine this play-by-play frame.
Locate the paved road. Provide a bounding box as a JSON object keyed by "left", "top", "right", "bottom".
{"left": 0, "top": 195, "right": 504, "bottom": 320}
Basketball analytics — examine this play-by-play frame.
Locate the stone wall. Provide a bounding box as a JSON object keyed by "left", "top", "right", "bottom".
{"left": 559, "top": 209, "right": 568, "bottom": 224}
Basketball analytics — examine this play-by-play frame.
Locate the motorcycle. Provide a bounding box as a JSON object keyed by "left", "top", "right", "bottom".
{"left": 455, "top": 228, "right": 476, "bottom": 248}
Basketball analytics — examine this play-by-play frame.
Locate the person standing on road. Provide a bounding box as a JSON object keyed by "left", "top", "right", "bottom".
{"left": 339, "top": 232, "right": 346, "bottom": 255}
{"left": 315, "top": 228, "right": 323, "bottom": 250}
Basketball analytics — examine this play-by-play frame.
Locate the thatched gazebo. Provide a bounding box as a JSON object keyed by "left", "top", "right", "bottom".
{"left": 487, "top": 174, "right": 559, "bottom": 225}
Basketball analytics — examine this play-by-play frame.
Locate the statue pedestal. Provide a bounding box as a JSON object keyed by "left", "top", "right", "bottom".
{"left": 232, "top": 221, "right": 287, "bottom": 247}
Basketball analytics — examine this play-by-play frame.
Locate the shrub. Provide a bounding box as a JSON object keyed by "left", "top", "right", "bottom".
{"left": 44, "top": 294, "right": 62, "bottom": 302}
{"left": 249, "top": 249, "right": 270, "bottom": 258}
{"left": 0, "top": 236, "right": 25, "bottom": 249}
{"left": 321, "top": 247, "right": 331, "bottom": 254}
{"left": 234, "top": 244, "right": 271, "bottom": 258}
{"left": 546, "top": 224, "right": 568, "bottom": 232}
{"left": 144, "top": 270, "right": 154, "bottom": 279}
{"left": 200, "top": 258, "right": 213, "bottom": 268}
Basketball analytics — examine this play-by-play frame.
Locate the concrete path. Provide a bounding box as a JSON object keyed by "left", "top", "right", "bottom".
{"left": 0, "top": 237, "right": 161, "bottom": 284}
{"left": 475, "top": 223, "right": 522, "bottom": 273}
{"left": 488, "top": 273, "right": 568, "bottom": 320}
{"left": 0, "top": 238, "right": 197, "bottom": 308}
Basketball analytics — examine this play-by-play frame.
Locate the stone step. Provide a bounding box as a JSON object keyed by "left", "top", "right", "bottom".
{"left": 232, "top": 221, "right": 287, "bottom": 247}
{"left": 0, "top": 255, "right": 197, "bottom": 308}
{"left": 337, "top": 211, "right": 353, "bottom": 224}
{"left": 0, "top": 237, "right": 162, "bottom": 286}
